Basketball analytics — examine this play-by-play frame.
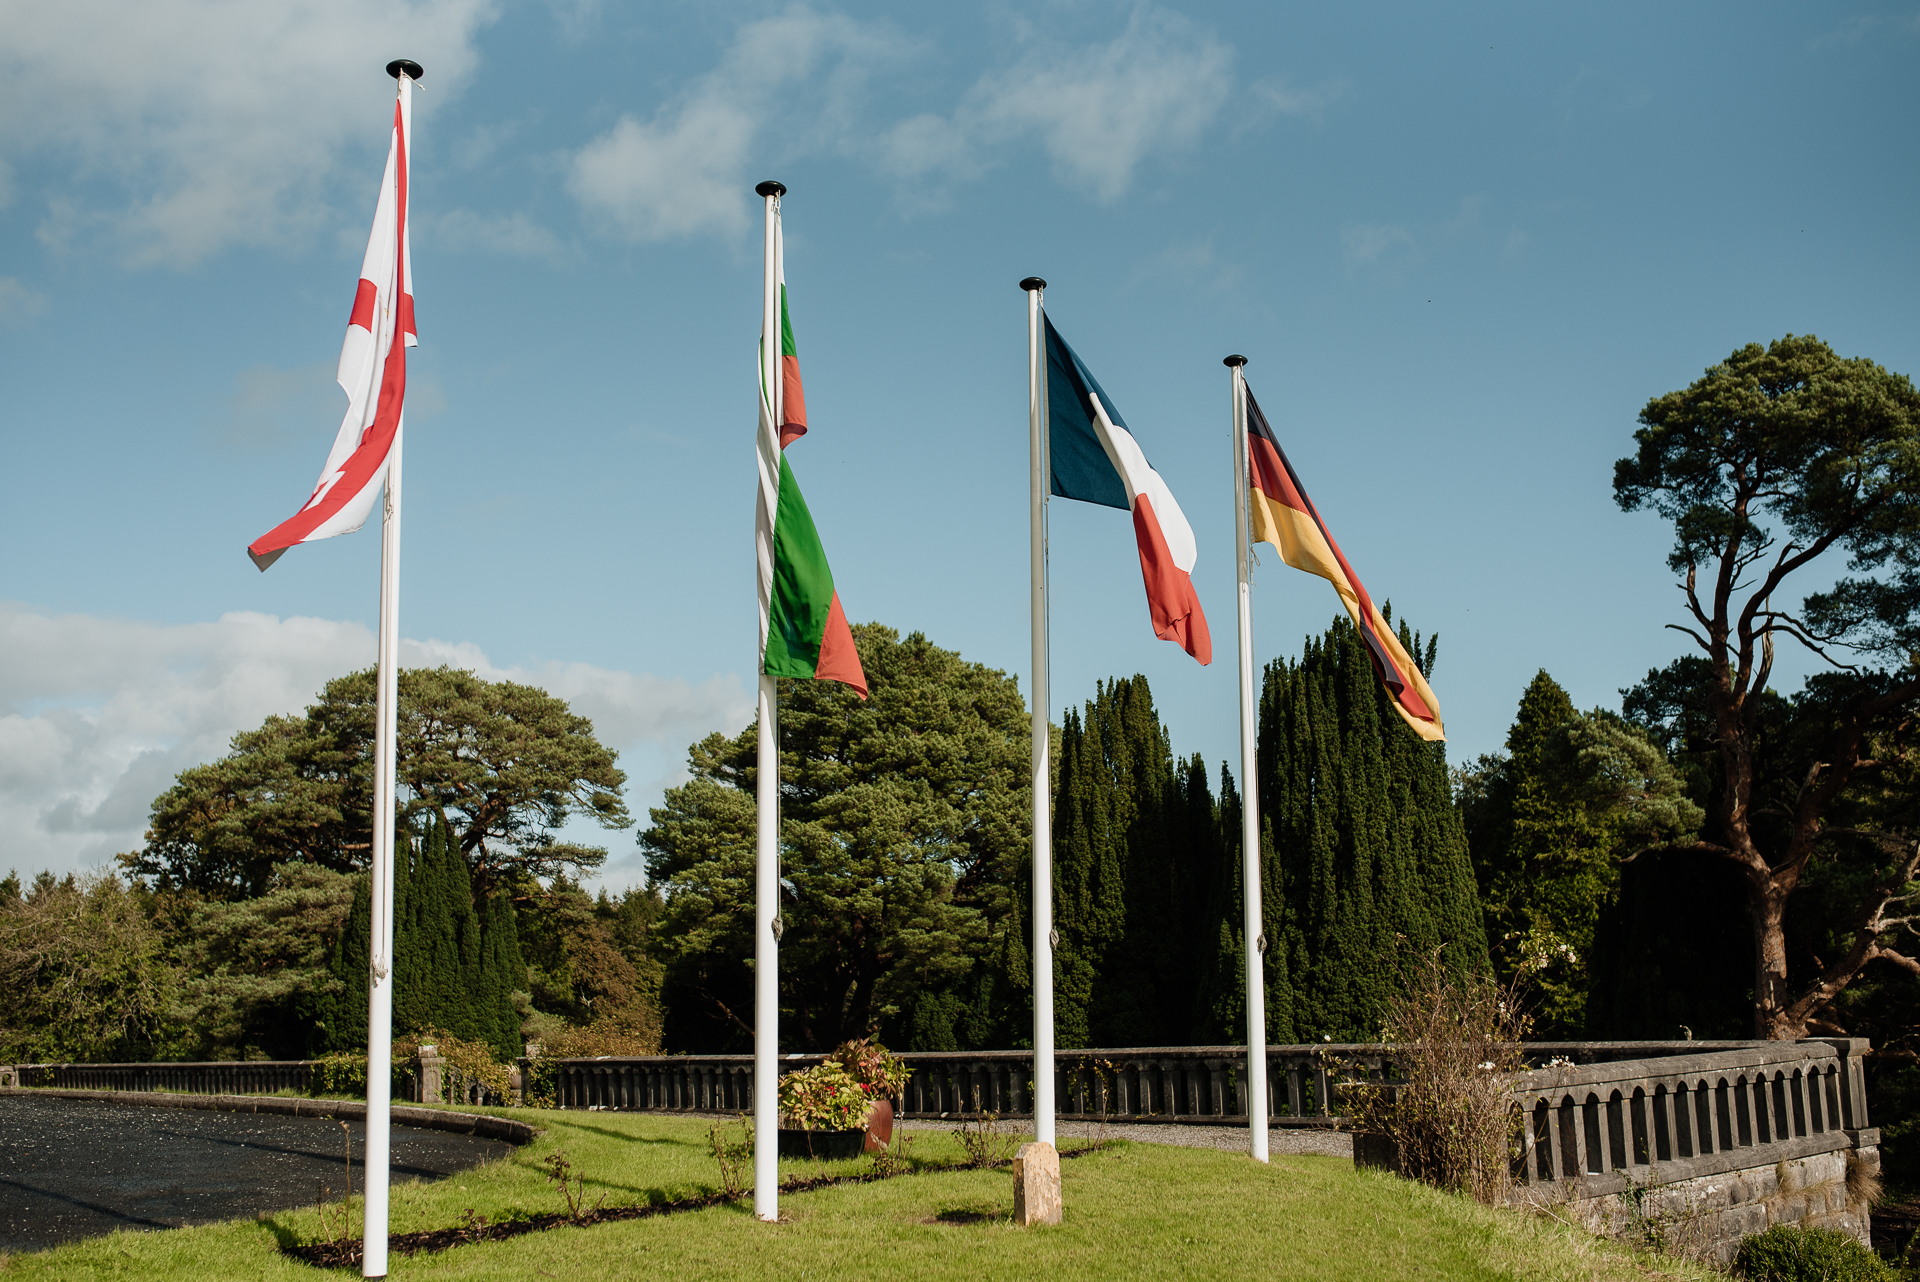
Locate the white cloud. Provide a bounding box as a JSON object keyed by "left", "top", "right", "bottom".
{"left": 567, "top": 6, "right": 907, "bottom": 242}
{"left": 1340, "top": 196, "right": 1487, "bottom": 272}
{"left": 1251, "top": 76, "right": 1346, "bottom": 123}
{"left": 205, "top": 361, "right": 340, "bottom": 451}
{"left": 0, "top": 0, "right": 499, "bottom": 268}
{"left": 0, "top": 604, "right": 751, "bottom": 881}
{"left": 1341, "top": 222, "right": 1416, "bottom": 267}
{"left": 435, "top": 209, "right": 568, "bottom": 260}
{"left": 0, "top": 277, "right": 47, "bottom": 325}
{"left": 878, "top": 7, "right": 1232, "bottom": 202}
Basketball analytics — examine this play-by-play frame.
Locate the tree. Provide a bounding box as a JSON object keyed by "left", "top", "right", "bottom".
{"left": 1259, "top": 612, "right": 1486, "bottom": 1042}
{"left": 0, "top": 872, "right": 184, "bottom": 1061}
{"left": 1613, "top": 335, "right": 1920, "bottom": 1037}
{"left": 1051, "top": 676, "right": 1240, "bottom": 1046}
{"left": 512, "top": 871, "right": 652, "bottom": 1037}
{"left": 128, "top": 666, "right": 630, "bottom": 899}
{"left": 1461, "top": 671, "right": 1702, "bottom": 1035}
{"left": 642, "top": 624, "right": 1030, "bottom": 1053}
{"left": 327, "top": 817, "right": 530, "bottom": 1060}
{"left": 174, "top": 862, "right": 358, "bottom": 1059}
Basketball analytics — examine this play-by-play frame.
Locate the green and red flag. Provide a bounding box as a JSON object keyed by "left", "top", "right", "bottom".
{"left": 755, "top": 213, "right": 866, "bottom": 695}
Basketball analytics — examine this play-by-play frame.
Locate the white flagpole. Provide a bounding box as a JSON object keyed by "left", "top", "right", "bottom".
{"left": 1020, "top": 277, "right": 1054, "bottom": 1147}
{"left": 1225, "top": 354, "right": 1269, "bottom": 1163}
{"left": 363, "top": 58, "right": 417, "bottom": 1279}
{"left": 752, "top": 178, "right": 786, "bottom": 1224}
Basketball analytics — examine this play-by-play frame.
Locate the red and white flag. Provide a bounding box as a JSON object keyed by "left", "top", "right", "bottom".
{"left": 248, "top": 87, "right": 416, "bottom": 571}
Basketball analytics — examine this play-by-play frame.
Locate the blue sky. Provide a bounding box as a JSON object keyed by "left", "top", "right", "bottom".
{"left": 2, "top": 0, "right": 1916, "bottom": 886}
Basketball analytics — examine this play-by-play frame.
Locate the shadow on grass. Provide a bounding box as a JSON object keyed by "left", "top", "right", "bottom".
{"left": 282, "top": 1141, "right": 1128, "bottom": 1270}
{"left": 923, "top": 1206, "right": 1004, "bottom": 1226}
{"left": 258, "top": 1214, "right": 305, "bottom": 1251}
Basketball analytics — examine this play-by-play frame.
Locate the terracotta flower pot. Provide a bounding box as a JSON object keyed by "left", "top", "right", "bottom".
{"left": 864, "top": 1097, "right": 894, "bottom": 1153}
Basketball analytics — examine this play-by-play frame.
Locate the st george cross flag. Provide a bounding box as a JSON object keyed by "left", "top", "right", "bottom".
{"left": 1243, "top": 385, "right": 1444, "bottom": 740}
{"left": 756, "top": 215, "right": 867, "bottom": 695}
{"left": 1044, "top": 316, "right": 1211, "bottom": 664}
{"left": 247, "top": 93, "right": 416, "bottom": 571}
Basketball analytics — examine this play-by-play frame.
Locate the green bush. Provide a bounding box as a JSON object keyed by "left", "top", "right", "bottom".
{"left": 1736, "top": 1224, "right": 1894, "bottom": 1282}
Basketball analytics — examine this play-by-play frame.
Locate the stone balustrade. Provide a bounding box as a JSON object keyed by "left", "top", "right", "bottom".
{"left": 9, "top": 1060, "right": 315, "bottom": 1095}
{"left": 1500, "top": 1039, "right": 1878, "bottom": 1263}
{"left": 542, "top": 1041, "right": 1775, "bottom": 1124}
{"left": 1511, "top": 1038, "right": 1871, "bottom": 1195}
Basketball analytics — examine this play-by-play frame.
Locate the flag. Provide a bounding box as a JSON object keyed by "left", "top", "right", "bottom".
{"left": 1244, "top": 386, "right": 1443, "bottom": 741}
{"left": 248, "top": 94, "right": 416, "bottom": 571}
{"left": 1043, "top": 315, "right": 1211, "bottom": 664}
{"left": 756, "top": 214, "right": 867, "bottom": 696}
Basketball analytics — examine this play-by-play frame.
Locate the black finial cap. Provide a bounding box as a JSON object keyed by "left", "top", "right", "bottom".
{"left": 1019, "top": 277, "right": 1046, "bottom": 292}
{"left": 387, "top": 60, "right": 424, "bottom": 81}
{"left": 755, "top": 181, "right": 786, "bottom": 198}
{"left": 1224, "top": 354, "right": 1247, "bottom": 368}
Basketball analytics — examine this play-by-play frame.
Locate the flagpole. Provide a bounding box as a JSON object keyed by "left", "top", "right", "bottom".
{"left": 362, "top": 58, "right": 418, "bottom": 1279}
{"left": 1020, "top": 277, "right": 1054, "bottom": 1148}
{"left": 752, "top": 178, "right": 786, "bottom": 1224}
{"left": 1225, "top": 354, "right": 1268, "bottom": 1164}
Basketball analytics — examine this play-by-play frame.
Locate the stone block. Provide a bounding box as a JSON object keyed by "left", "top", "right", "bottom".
{"left": 1722, "top": 1203, "right": 1769, "bottom": 1239}
{"left": 1013, "top": 1141, "right": 1062, "bottom": 1227}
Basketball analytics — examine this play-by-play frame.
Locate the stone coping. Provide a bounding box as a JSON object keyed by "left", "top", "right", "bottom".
{"left": 0, "top": 1087, "right": 538, "bottom": 1145}
{"left": 1513, "top": 1043, "right": 1848, "bottom": 1094}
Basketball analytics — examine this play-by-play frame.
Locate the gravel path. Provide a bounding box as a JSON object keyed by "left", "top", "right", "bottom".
{"left": 0, "top": 1094, "right": 511, "bottom": 1253}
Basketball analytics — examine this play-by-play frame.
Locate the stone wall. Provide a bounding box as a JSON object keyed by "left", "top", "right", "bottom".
{"left": 1522, "top": 1137, "right": 1878, "bottom": 1266}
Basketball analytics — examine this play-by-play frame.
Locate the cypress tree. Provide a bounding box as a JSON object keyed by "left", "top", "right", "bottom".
{"left": 322, "top": 872, "right": 371, "bottom": 1052}
{"left": 475, "top": 890, "right": 528, "bottom": 1059}
{"left": 1258, "top": 613, "right": 1487, "bottom": 1042}
{"left": 315, "top": 815, "right": 525, "bottom": 1056}
{"left": 1190, "top": 761, "right": 1246, "bottom": 1044}
{"left": 1052, "top": 677, "right": 1242, "bottom": 1047}
{"left": 393, "top": 816, "right": 484, "bottom": 1039}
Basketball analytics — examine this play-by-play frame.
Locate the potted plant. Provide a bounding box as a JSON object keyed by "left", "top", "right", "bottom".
{"left": 829, "top": 1038, "right": 913, "bottom": 1153}
{"left": 776, "top": 1060, "right": 873, "bottom": 1159}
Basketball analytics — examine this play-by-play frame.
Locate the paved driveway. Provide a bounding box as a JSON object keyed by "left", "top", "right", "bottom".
{"left": 0, "top": 1094, "right": 512, "bottom": 1253}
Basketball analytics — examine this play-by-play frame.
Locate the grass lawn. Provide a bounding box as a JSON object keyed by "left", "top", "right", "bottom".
{"left": 6, "top": 1109, "right": 1720, "bottom": 1280}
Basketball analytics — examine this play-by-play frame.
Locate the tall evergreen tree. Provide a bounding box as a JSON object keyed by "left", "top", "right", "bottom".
{"left": 1460, "top": 670, "right": 1701, "bottom": 1035}
{"left": 322, "top": 873, "right": 370, "bottom": 1052}
{"left": 321, "top": 815, "right": 527, "bottom": 1057}
{"left": 1050, "top": 677, "right": 1237, "bottom": 1047}
{"left": 1258, "top": 612, "right": 1486, "bottom": 1042}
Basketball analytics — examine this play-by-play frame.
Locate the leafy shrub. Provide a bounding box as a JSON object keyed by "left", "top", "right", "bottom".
{"left": 777, "top": 1060, "right": 873, "bottom": 1131}
{"left": 829, "top": 1037, "right": 912, "bottom": 1098}
{"left": 950, "top": 1113, "right": 1017, "bottom": 1167}
{"left": 1735, "top": 1224, "right": 1895, "bottom": 1282}
{"left": 1338, "top": 948, "right": 1528, "bottom": 1205}
{"left": 310, "top": 1050, "right": 369, "bottom": 1096}
{"left": 708, "top": 1115, "right": 753, "bottom": 1197}
{"left": 539, "top": 1008, "right": 661, "bottom": 1059}
{"left": 398, "top": 1029, "right": 514, "bottom": 1106}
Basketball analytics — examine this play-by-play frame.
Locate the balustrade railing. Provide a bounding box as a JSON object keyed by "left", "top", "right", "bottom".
{"left": 6, "top": 1041, "right": 1871, "bottom": 1148}
{"left": 10, "top": 1060, "right": 314, "bottom": 1095}
{"left": 545, "top": 1042, "right": 1773, "bottom": 1124}
{"left": 1509, "top": 1038, "right": 1873, "bottom": 1201}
